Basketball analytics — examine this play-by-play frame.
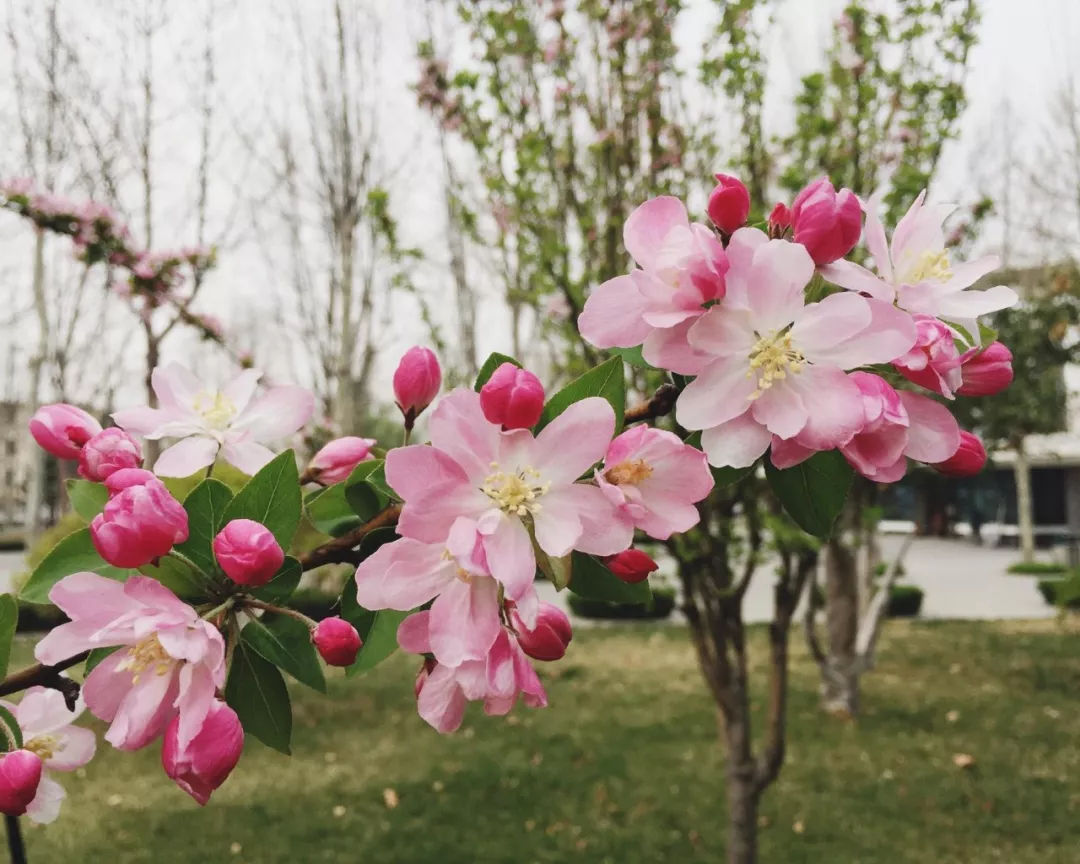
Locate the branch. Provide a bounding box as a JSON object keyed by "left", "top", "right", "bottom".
{"left": 299, "top": 504, "right": 402, "bottom": 570}
{"left": 0, "top": 651, "right": 89, "bottom": 711}
{"left": 855, "top": 532, "right": 915, "bottom": 665}
{"left": 803, "top": 563, "right": 826, "bottom": 667}
{"left": 623, "top": 383, "right": 678, "bottom": 425}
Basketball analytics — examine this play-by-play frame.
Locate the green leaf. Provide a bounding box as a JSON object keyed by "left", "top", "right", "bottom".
{"left": 305, "top": 484, "right": 362, "bottom": 537}
{"left": 251, "top": 556, "right": 302, "bottom": 603}
{"left": 66, "top": 479, "right": 107, "bottom": 522}
{"left": 222, "top": 451, "right": 301, "bottom": 549}
{"left": 0, "top": 595, "right": 17, "bottom": 681}
{"left": 225, "top": 642, "right": 292, "bottom": 754}
{"left": 242, "top": 615, "right": 326, "bottom": 693}
{"left": 568, "top": 553, "right": 651, "bottom": 604}
{"left": 536, "top": 356, "right": 626, "bottom": 433}
{"left": 0, "top": 706, "right": 23, "bottom": 752}
{"left": 344, "top": 460, "right": 390, "bottom": 519}
{"left": 85, "top": 646, "right": 120, "bottom": 675}
{"left": 474, "top": 352, "right": 521, "bottom": 390}
{"left": 139, "top": 555, "right": 210, "bottom": 602}
{"left": 340, "top": 576, "right": 409, "bottom": 676}
{"left": 712, "top": 464, "right": 755, "bottom": 487}
{"left": 608, "top": 345, "right": 654, "bottom": 370}
{"left": 20, "top": 528, "right": 128, "bottom": 604}
{"left": 765, "top": 449, "right": 853, "bottom": 538}
{"left": 174, "top": 479, "right": 233, "bottom": 575}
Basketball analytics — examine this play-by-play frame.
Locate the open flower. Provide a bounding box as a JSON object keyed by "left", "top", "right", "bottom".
{"left": 675, "top": 229, "right": 916, "bottom": 468}
{"left": 113, "top": 362, "right": 314, "bottom": 476}
{"left": 579, "top": 196, "right": 728, "bottom": 373}
{"left": 35, "top": 573, "right": 225, "bottom": 752}
{"left": 0, "top": 688, "right": 96, "bottom": 824}
{"left": 819, "top": 191, "right": 1016, "bottom": 336}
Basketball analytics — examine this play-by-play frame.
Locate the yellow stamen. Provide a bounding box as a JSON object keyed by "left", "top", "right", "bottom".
{"left": 192, "top": 390, "right": 237, "bottom": 430}
{"left": 116, "top": 634, "right": 173, "bottom": 683}
{"left": 24, "top": 734, "right": 60, "bottom": 761}
{"left": 604, "top": 459, "right": 653, "bottom": 486}
{"left": 481, "top": 465, "right": 549, "bottom": 517}
{"left": 907, "top": 249, "right": 952, "bottom": 283}
{"left": 746, "top": 331, "right": 806, "bottom": 400}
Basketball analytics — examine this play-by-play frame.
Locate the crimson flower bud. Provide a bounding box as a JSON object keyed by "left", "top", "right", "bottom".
{"left": 212, "top": 519, "right": 284, "bottom": 587}
{"left": 511, "top": 602, "right": 572, "bottom": 662}
{"left": 605, "top": 548, "right": 659, "bottom": 583}
{"left": 28, "top": 403, "right": 102, "bottom": 460}
{"left": 707, "top": 173, "right": 750, "bottom": 234}
{"left": 790, "top": 177, "right": 861, "bottom": 265}
{"left": 162, "top": 699, "right": 243, "bottom": 806}
{"left": 312, "top": 616, "right": 362, "bottom": 667}
{"left": 393, "top": 346, "right": 442, "bottom": 421}
{"left": 768, "top": 202, "right": 792, "bottom": 238}
{"left": 306, "top": 436, "right": 377, "bottom": 484}
{"left": 0, "top": 750, "right": 42, "bottom": 816}
{"left": 957, "top": 342, "right": 1013, "bottom": 397}
{"left": 480, "top": 363, "right": 546, "bottom": 430}
{"left": 91, "top": 470, "right": 188, "bottom": 568}
{"left": 78, "top": 427, "right": 143, "bottom": 482}
{"left": 932, "top": 431, "right": 987, "bottom": 478}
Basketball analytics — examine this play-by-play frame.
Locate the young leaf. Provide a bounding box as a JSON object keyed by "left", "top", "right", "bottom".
{"left": 225, "top": 642, "right": 292, "bottom": 754}
{"left": 85, "top": 646, "right": 121, "bottom": 675}
{"left": 344, "top": 460, "right": 390, "bottom": 519}
{"left": 765, "top": 449, "right": 853, "bottom": 538}
{"left": 251, "top": 556, "right": 302, "bottom": 603}
{"left": 568, "top": 553, "right": 651, "bottom": 604}
{"left": 305, "top": 484, "right": 363, "bottom": 537}
{"left": 66, "top": 479, "right": 107, "bottom": 522}
{"left": 241, "top": 615, "right": 326, "bottom": 693}
{"left": 0, "top": 595, "right": 17, "bottom": 681}
{"left": 20, "top": 529, "right": 128, "bottom": 604}
{"left": 174, "top": 478, "right": 234, "bottom": 575}
{"left": 346, "top": 609, "right": 410, "bottom": 676}
{"left": 474, "top": 352, "right": 522, "bottom": 390}
{"left": 139, "top": 555, "right": 210, "bottom": 602}
{"left": 536, "top": 356, "right": 626, "bottom": 433}
{"left": 222, "top": 451, "right": 301, "bottom": 549}
{"left": 0, "top": 706, "right": 23, "bottom": 752}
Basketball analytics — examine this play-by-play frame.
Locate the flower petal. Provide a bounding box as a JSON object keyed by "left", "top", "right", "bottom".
{"left": 428, "top": 389, "right": 501, "bottom": 482}
{"left": 428, "top": 577, "right": 501, "bottom": 667}
{"left": 232, "top": 385, "right": 315, "bottom": 442}
{"left": 531, "top": 398, "right": 614, "bottom": 483}
{"left": 219, "top": 439, "right": 276, "bottom": 476}
{"left": 675, "top": 356, "right": 757, "bottom": 431}
{"left": 396, "top": 611, "right": 432, "bottom": 654}
{"left": 899, "top": 391, "right": 961, "bottom": 463}
{"left": 624, "top": 196, "right": 688, "bottom": 270}
{"left": 818, "top": 259, "right": 894, "bottom": 301}
{"left": 481, "top": 515, "right": 535, "bottom": 601}
{"left": 153, "top": 436, "right": 219, "bottom": 477}
{"left": 578, "top": 274, "right": 652, "bottom": 348}
{"left": 354, "top": 539, "right": 454, "bottom": 610}
{"left": 699, "top": 411, "right": 771, "bottom": 469}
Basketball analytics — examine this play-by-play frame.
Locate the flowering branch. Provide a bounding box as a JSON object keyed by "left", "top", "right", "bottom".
{"left": 0, "top": 651, "right": 89, "bottom": 711}
{"left": 299, "top": 504, "right": 404, "bottom": 570}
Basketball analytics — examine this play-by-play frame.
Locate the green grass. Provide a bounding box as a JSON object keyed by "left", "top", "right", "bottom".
{"left": 1007, "top": 560, "right": 1069, "bottom": 576}
{"left": 10, "top": 619, "right": 1080, "bottom": 864}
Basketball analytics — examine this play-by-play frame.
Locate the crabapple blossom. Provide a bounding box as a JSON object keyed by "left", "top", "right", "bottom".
{"left": 305, "top": 436, "right": 377, "bottom": 484}
{"left": 958, "top": 341, "right": 1013, "bottom": 396}
{"left": 510, "top": 602, "right": 572, "bottom": 662}
{"left": 312, "top": 617, "right": 363, "bottom": 667}
{"left": 605, "top": 548, "right": 658, "bottom": 583}
{"left": 893, "top": 314, "right": 963, "bottom": 397}
{"left": 393, "top": 346, "right": 442, "bottom": 422}
{"left": 28, "top": 403, "right": 101, "bottom": 460}
{"left": 707, "top": 173, "right": 750, "bottom": 234}
{"left": 113, "top": 362, "right": 314, "bottom": 476}
{"left": 90, "top": 469, "right": 189, "bottom": 568}
{"left": 789, "top": 177, "right": 861, "bottom": 265}
{"left": 0, "top": 751, "right": 42, "bottom": 817}
{"left": 162, "top": 699, "right": 243, "bottom": 806}
{"left": 480, "top": 363, "right": 546, "bottom": 430}
{"left": 768, "top": 202, "right": 792, "bottom": 238}
{"left": 932, "top": 430, "right": 986, "bottom": 477}
{"left": 78, "top": 427, "right": 143, "bottom": 481}
{"left": 578, "top": 196, "right": 729, "bottom": 374}
{"left": 212, "top": 519, "right": 284, "bottom": 587}
{"left": 35, "top": 573, "right": 225, "bottom": 752}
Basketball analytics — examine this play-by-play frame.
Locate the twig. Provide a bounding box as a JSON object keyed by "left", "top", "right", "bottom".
{"left": 0, "top": 651, "right": 89, "bottom": 711}
{"left": 5, "top": 813, "right": 26, "bottom": 864}
{"left": 855, "top": 532, "right": 915, "bottom": 664}
{"left": 242, "top": 598, "right": 318, "bottom": 628}
{"left": 623, "top": 383, "right": 678, "bottom": 425}
{"left": 299, "top": 504, "right": 403, "bottom": 570}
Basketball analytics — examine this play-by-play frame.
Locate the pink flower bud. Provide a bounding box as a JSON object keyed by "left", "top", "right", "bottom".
{"left": 511, "top": 602, "right": 572, "bottom": 662}
{"left": 162, "top": 699, "right": 243, "bottom": 806}
{"left": 0, "top": 750, "right": 42, "bottom": 816}
{"left": 707, "top": 173, "right": 750, "bottom": 234}
{"left": 91, "top": 470, "right": 189, "bottom": 567}
{"left": 893, "top": 315, "right": 963, "bottom": 397}
{"left": 604, "top": 548, "right": 659, "bottom": 583}
{"left": 957, "top": 341, "right": 1013, "bottom": 397}
{"left": 768, "top": 202, "right": 792, "bottom": 238}
{"left": 393, "top": 346, "right": 442, "bottom": 421}
{"left": 28, "top": 403, "right": 102, "bottom": 460}
{"left": 932, "top": 431, "right": 987, "bottom": 478}
{"left": 212, "top": 519, "right": 284, "bottom": 586}
{"left": 479, "top": 363, "right": 546, "bottom": 430}
{"left": 312, "top": 616, "right": 362, "bottom": 667}
{"left": 790, "top": 177, "right": 862, "bottom": 265}
{"left": 78, "top": 427, "right": 143, "bottom": 481}
{"left": 306, "top": 436, "right": 377, "bottom": 485}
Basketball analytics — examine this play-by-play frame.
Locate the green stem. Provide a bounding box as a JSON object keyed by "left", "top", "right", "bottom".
{"left": 201, "top": 597, "right": 235, "bottom": 621}
{"left": 242, "top": 598, "right": 318, "bottom": 629}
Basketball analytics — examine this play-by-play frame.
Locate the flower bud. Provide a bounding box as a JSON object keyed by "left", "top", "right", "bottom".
{"left": 312, "top": 616, "right": 362, "bottom": 667}
{"left": 0, "top": 750, "right": 42, "bottom": 816}
{"left": 305, "top": 436, "right": 377, "bottom": 484}
{"left": 393, "top": 346, "right": 442, "bottom": 421}
{"left": 78, "top": 427, "right": 143, "bottom": 482}
{"left": 893, "top": 315, "right": 963, "bottom": 397}
{"left": 162, "top": 700, "right": 243, "bottom": 806}
{"left": 212, "top": 519, "right": 284, "bottom": 587}
{"left": 28, "top": 403, "right": 102, "bottom": 460}
{"left": 932, "top": 431, "right": 987, "bottom": 478}
{"left": 604, "top": 548, "right": 659, "bottom": 583}
{"left": 480, "top": 363, "right": 546, "bottom": 430}
{"left": 511, "top": 602, "right": 572, "bottom": 662}
{"left": 957, "top": 341, "right": 1013, "bottom": 397}
{"left": 768, "top": 202, "right": 792, "bottom": 238}
{"left": 91, "top": 471, "right": 188, "bottom": 567}
{"left": 707, "top": 173, "right": 750, "bottom": 234}
{"left": 790, "top": 177, "right": 861, "bottom": 265}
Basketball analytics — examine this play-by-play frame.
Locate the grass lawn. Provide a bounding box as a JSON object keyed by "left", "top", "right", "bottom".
{"left": 9, "top": 618, "right": 1080, "bottom": 864}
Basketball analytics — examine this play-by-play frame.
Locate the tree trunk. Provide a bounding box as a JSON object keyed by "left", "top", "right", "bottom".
{"left": 724, "top": 755, "right": 759, "bottom": 864}
{"left": 1014, "top": 437, "right": 1035, "bottom": 563}
{"left": 822, "top": 538, "right": 859, "bottom": 717}
{"left": 23, "top": 230, "right": 48, "bottom": 544}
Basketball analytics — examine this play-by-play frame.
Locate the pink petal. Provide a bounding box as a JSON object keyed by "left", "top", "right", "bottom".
{"left": 531, "top": 398, "right": 614, "bottom": 483}
{"left": 806, "top": 299, "right": 916, "bottom": 368}
{"left": 786, "top": 366, "right": 864, "bottom": 450}
{"left": 395, "top": 482, "right": 489, "bottom": 543}
{"left": 221, "top": 369, "right": 262, "bottom": 414}
{"left": 12, "top": 688, "right": 79, "bottom": 739}
{"left": 686, "top": 306, "right": 756, "bottom": 357}
{"left": 481, "top": 515, "right": 535, "bottom": 601}
{"left": 416, "top": 664, "right": 467, "bottom": 734}
{"left": 428, "top": 389, "right": 500, "bottom": 482}
{"left": 790, "top": 292, "right": 873, "bottom": 357}
{"left": 558, "top": 484, "right": 633, "bottom": 556}
{"left": 111, "top": 405, "right": 172, "bottom": 437}
{"left": 946, "top": 255, "right": 1000, "bottom": 289}
{"left": 931, "top": 285, "right": 1018, "bottom": 322}
{"left": 396, "top": 611, "right": 432, "bottom": 654}
{"left": 699, "top": 411, "right": 771, "bottom": 468}
{"left": 232, "top": 385, "right": 315, "bottom": 441}
{"left": 818, "top": 259, "right": 894, "bottom": 301}
{"left": 43, "top": 726, "right": 96, "bottom": 772}
{"left": 899, "top": 391, "right": 961, "bottom": 463}
{"left": 174, "top": 661, "right": 216, "bottom": 750}
{"left": 769, "top": 436, "right": 815, "bottom": 469}
{"left": 578, "top": 274, "right": 652, "bottom": 348}
{"left": 633, "top": 493, "right": 700, "bottom": 540}
{"left": 623, "top": 196, "right": 688, "bottom": 270}
{"left": 24, "top": 775, "right": 65, "bottom": 825}
{"left": 385, "top": 445, "right": 469, "bottom": 502}
{"left": 751, "top": 381, "right": 808, "bottom": 439}
{"left": 745, "top": 239, "right": 814, "bottom": 333}
{"left": 81, "top": 651, "right": 133, "bottom": 724}
{"left": 153, "top": 436, "right": 219, "bottom": 477}
{"left": 720, "top": 227, "right": 769, "bottom": 307}
{"left": 219, "top": 439, "right": 276, "bottom": 476}
{"left": 353, "top": 539, "right": 455, "bottom": 610}
{"left": 862, "top": 191, "right": 893, "bottom": 282}
{"left": 641, "top": 319, "right": 711, "bottom": 375}
{"left": 675, "top": 356, "right": 757, "bottom": 431}
{"left": 104, "top": 665, "right": 179, "bottom": 750}
{"left": 428, "top": 577, "right": 501, "bottom": 667}
{"left": 152, "top": 363, "right": 203, "bottom": 412}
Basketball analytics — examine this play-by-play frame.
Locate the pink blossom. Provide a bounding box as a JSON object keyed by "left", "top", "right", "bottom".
{"left": 675, "top": 229, "right": 917, "bottom": 469}
{"left": 958, "top": 341, "right": 1013, "bottom": 396}
{"left": 78, "top": 427, "right": 143, "bottom": 481}
{"left": 604, "top": 548, "right": 658, "bottom": 583}
{"left": 768, "top": 202, "right": 792, "bottom": 238}
{"left": 820, "top": 191, "right": 1017, "bottom": 337}
{"left": 0, "top": 751, "right": 42, "bottom": 816}
{"left": 35, "top": 573, "right": 225, "bottom": 752}
{"left": 29, "top": 404, "right": 101, "bottom": 460}
{"left": 312, "top": 617, "right": 362, "bottom": 667}
{"left": 932, "top": 430, "right": 986, "bottom": 477}
{"left": 596, "top": 425, "right": 713, "bottom": 539}
{"left": 510, "top": 602, "right": 572, "bottom": 662}
{"left": 480, "top": 363, "right": 546, "bottom": 430}
{"left": 579, "top": 196, "right": 729, "bottom": 374}
{"left": 893, "top": 314, "right": 963, "bottom": 397}
{"left": 0, "top": 688, "right": 96, "bottom": 824}
{"left": 90, "top": 469, "right": 189, "bottom": 568}
{"left": 790, "top": 177, "right": 862, "bottom": 265}
{"left": 162, "top": 698, "right": 242, "bottom": 806}
{"left": 212, "top": 519, "right": 283, "bottom": 587}
{"left": 113, "top": 363, "right": 315, "bottom": 476}
{"left": 306, "top": 436, "right": 377, "bottom": 484}
{"left": 393, "top": 347, "right": 442, "bottom": 421}
{"left": 707, "top": 173, "right": 750, "bottom": 234}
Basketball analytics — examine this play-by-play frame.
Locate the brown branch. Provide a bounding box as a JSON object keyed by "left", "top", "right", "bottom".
{"left": 0, "top": 651, "right": 89, "bottom": 711}
{"left": 623, "top": 383, "right": 678, "bottom": 425}
{"left": 299, "top": 504, "right": 402, "bottom": 570}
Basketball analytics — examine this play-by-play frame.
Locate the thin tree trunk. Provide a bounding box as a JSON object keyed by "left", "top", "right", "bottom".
{"left": 822, "top": 537, "right": 859, "bottom": 717}
{"left": 1014, "top": 437, "right": 1035, "bottom": 563}
{"left": 22, "top": 230, "right": 48, "bottom": 544}
{"left": 725, "top": 751, "right": 759, "bottom": 864}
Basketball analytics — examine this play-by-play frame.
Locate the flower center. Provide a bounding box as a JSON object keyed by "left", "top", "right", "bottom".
{"left": 604, "top": 459, "right": 653, "bottom": 486}
{"left": 747, "top": 331, "right": 805, "bottom": 400}
{"left": 117, "top": 634, "right": 173, "bottom": 683}
{"left": 24, "top": 734, "right": 60, "bottom": 761}
{"left": 193, "top": 390, "right": 237, "bottom": 430}
{"left": 907, "top": 249, "right": 952, "bottom": 283}
{"left": 481, "top": 464, "right": 549, "bottom": 517}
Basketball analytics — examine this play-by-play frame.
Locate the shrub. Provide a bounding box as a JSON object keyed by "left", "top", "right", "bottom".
{"left": 886, "top": 585, "right": 923, "bottom": 617}
{"left": 1007, "top": 561, "right": 1068, "bottom": 576}
{"left": 1036, "top": 576, "right": 1080, "bottom": 609}
{"left": 566, "top": 587, "right": 676, "bottom": 620}
{"left": 873, "top": 560, "right": 907, "bottom": 578}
